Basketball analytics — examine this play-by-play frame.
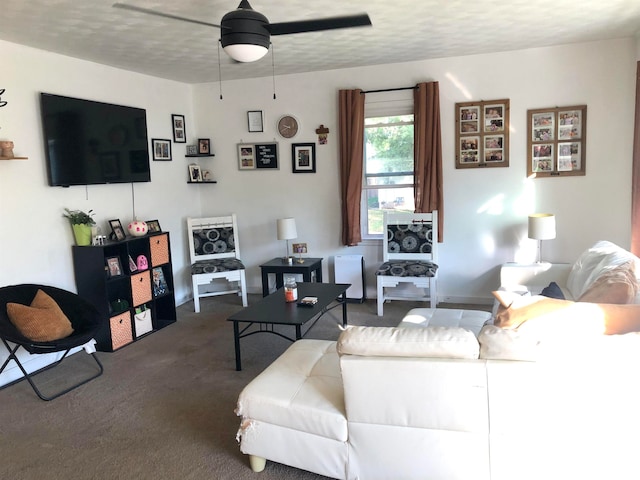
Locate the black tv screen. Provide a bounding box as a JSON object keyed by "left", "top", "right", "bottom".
{"left": 40, "top": 93, "right": 151, "bottom": 187}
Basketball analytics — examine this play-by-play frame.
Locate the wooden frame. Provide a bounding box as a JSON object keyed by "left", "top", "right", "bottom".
{"left": 292, "top": 143, "right": 316, "bottom": 173}
{"left": 527, "top": 105, "right": 587, "bottom": 177}
{"left": 237, "top": 143, "right": 256, "bottom": 170}
{"left": 109, "top": 219, "right": 126, "bottom": 241}
{"left": 455, "top": 99, "right": 510, "bottom": 169}
{"left": 247, "top": 110, "right": 263, "bottom": 132}
{"left": 171, "top": 114, "right": 186, "bottom": 143}
{"left": 151, "top": 138, "right": 172, "bottom": 161}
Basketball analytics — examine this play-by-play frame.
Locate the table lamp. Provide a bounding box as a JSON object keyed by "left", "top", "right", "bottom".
{"left": 528, "top": 213, "right": 556, "bottom": 263}
{"left": 277, "top": 218, "right": 297, "bottom": 264}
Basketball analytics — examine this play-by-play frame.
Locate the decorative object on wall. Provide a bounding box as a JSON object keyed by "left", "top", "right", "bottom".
{"left": 237, "top": 143, "right": 256, "bottom": 170}
{"left": 146, "top": 220, "right": 161, "bottom": 233}
{"left": 315, "top": 125, "right": 329, "bottom": 144}
{"left": 109, "top": 219, "right": 126, "bottom": 241}
{"left": 277, "top": 114, "right": 299, "bottom": 138}
{"left": 526, "top": 105, "right": 586, "bottom": 177}
{"left": 151, "top": 138, "right": 172, "bottom": 161}
{"left": 198, "top": 138, "right": 210, "bottom": 154}
{"left": 292, "top": 143, "right": 316, "bottom": 173}
{"left": 528, "top": 213, "right": 556, "bottom": 263}
{"left": 455, "top": 99, "right": 510, "bottom": 169}
{"left": 127, "top": 219, "right": 148, "bottom": 237}
{"left": 277, "top": 218, "right": 297, "bottom": 264}
{"left": 188, "top": 164, "right": 203, "bottom": 182}
{"left": 0, "top": 88, "right": 6, "bottom": 108}
{"left": 0, "top": 140, "right": 14, "bottom": 157}
{"left": 247, "top": 110, "right": 264, "bottom": 132}
{"left": 255, "top": 143, "right": 279, "bottom": 169}
{"left": 186, "top": 145, "right": 198, "bottom": 155}
{"left": 171, "top": 114, "right": 186, "bottom": 143}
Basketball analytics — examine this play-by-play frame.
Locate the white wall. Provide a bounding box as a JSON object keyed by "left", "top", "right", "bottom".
{"left": 193, "top": 37, "right": 637, "bottom": 303}
{"left": 1, "top": 37, "right": 637, "bottom": 306}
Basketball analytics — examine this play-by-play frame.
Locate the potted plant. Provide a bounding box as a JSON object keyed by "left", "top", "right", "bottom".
{"left": 63, "top": 208, "right": 96, "bottom": 246}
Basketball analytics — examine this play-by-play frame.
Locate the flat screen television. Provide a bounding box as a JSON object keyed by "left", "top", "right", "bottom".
{"left": 40, "top": 93, "right": 151, "bottom": 187}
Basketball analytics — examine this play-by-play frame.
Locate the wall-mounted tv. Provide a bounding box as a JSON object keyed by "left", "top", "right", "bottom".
{"left": 40, "top": 93, "right": 151, "bottom": 187}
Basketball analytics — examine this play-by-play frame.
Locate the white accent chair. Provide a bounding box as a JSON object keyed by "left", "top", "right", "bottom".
{"left": 376, "top": 211, "right": 438, "bottom": 316}
{"left": 187, "top": 214, "right": 248, "bottom": 312}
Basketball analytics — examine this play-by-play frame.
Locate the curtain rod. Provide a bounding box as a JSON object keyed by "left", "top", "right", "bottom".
{"left": 360, "top": 86, "right": 418, "bottom": 94}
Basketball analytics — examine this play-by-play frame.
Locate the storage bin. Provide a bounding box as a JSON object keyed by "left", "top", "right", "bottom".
{"left": 134, "top": 308, "right": 153, "bottom": 338}
{"left": 150, "top": 234, "right": 170, "bottom": 267}
{"left": 131, "top": 271, "right": 152, "bottom": 307}
{"left": 110, "top": 312, "right": 133, "bottom": 350}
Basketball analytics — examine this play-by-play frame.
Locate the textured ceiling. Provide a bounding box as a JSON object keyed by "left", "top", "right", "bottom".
{"left": 2, "top": 0, "right": 640, "bottom": 84}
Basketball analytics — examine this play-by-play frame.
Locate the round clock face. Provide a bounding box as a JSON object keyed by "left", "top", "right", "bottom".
{"left": 277, "top": 115, "right": 299, "bottom": 138}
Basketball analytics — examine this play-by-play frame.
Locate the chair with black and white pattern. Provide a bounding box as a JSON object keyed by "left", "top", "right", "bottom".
{"left": 376, "top": 211, "right": 439, "bottom": 316}
{"left": 187, "top": 214, "right": 248, "bottom": 312}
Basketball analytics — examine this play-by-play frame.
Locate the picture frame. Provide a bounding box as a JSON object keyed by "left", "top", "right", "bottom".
{"left": 109, "top": 219, "right": 126, "bottom": 241}
{"left": 527, "top": 105, "right": 587, "bottom": 177}
{"left": 255, "top": 142, "right": 279, "bottom": 169}
{"left": 146, "top": 219, "right": 161, "bottom": 233}
{"left": 151, "top": 138, "right": 172, "bottom": 161}
{"left": 188, "top": 164, "right": 203, "bottom": 182}
{"left": 152, "top": 267, "right": 168, "bottom": 297}
{"left": 455, "top": 99, "right": 510, "bottom": 169}
{"left": 292, "top": 143, "right": 316, "bottom": 173}
{"left": 106, "top": 256, "right": 123, "bottom": 278}
{"left": 171, "top": 114, "right": 186, "bottom": 143}
{"left": 237, "top": 143, "right": 256, "bottom": 170}
{"left": 198, "top": 138, "right": 210, "bottom": 155}
{"left": 186, "top": 145, "right": 198, "bottom": 156}
{"left": 247, "top": 110, "right": 264, "bottom": 132}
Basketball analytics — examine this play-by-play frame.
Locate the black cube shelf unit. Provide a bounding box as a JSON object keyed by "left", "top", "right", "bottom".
{"left": 72, "top": 232, "right": 177, "bottom": 352}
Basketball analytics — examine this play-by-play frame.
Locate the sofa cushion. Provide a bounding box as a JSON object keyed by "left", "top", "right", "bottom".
{"left": 337, "top": 326, "right": 479, "bottom": 359}
{"left": 398, "top": 308, "right": 491, "bottom": 337}
{"left": 540, "top": 281, "right": 565, "bottom": 300}
{"left": 566, "top": 241, "right": 640, "bottom": 300}
{"left": 6, "top": 289, "right": 74, "bottom": 342}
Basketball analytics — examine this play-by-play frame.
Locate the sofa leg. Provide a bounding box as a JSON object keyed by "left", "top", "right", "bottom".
{"left": 249, "top": 455, "right": 266, "bottom": 472}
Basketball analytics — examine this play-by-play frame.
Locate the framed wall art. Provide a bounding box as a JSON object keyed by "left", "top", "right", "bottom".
{"left": 292, "top": 143, "right": 316, "bottom": 173}
{"left": 255, "top": 143, "right": 279, "bottom": 169}
{"left": 171, "top": 114, "right": 186, "bottom": 143}
{"left": 237, "top": 144, "right": 256, "bottom": 170}
{"left": 198, "top": 138, "right": 210, "bottom": 155}
{"left": 247, "top": 110, "right": 263, "bottom": 132}
{"left": 151, "top": 138, "right": 172, "bottom": 161}
{"left": 455, "top": 99, "right": 510, "bottom": 169}
{"left": 527, "top": 105, "right": 587, "bottom": 177}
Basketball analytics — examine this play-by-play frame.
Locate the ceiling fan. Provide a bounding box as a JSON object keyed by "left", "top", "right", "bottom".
{"left": 113, "top": 1, "right": 372, "bottom": 63}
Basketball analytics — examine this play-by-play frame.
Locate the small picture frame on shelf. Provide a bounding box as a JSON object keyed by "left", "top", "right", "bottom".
{"left": 247, "top": 110, "right": 264, "bottom": 132}
{"left": 188, "top": 164, "right": 202, "bottom": 182}
{"left": 198, "top": 138, "right": 210, "bottom": 155}
{"left": 186, "top": 145, "right": 198, "bottom": 155}
{"left": 292, "top": 143, "right": 316, "bottom": 173}
{"left": 172, "top": 114, "right": 186, "bottom": 143}
{"left": 106, "top": 256, "right": 123, "bottom": 278}
{"left": 151, "top": 138, "right": 172, "bottom": 161}
{"left": 152, "top": 267, "right": 168, "bottom": 297}
{"left": 146, "top": 219, "right": 161, "bottom": 233}
{"left": 109, "top": 219, "right": 126, "bottom": 241}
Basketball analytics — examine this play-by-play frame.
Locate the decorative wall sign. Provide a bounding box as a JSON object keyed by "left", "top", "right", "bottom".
{"left": 255, "top": 143, "right": 279, "bottom": 169}
{"left": 455, "top": 99, "right": 510, "bottom": 169}
{"left": 171, "top": 114, "right": 186, "bottom": 143}
{"left": 0, "top": 88, "right": 7, "bottom": 108}
{"left": 527, "top": 105, "right": 587, "bottom": 177}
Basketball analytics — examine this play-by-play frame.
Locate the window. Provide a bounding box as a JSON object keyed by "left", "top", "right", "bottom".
{"left": 362, "top": 114, "right": 415, "bottom": 237}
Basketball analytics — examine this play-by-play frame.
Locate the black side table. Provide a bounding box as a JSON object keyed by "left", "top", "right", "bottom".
{"left": 259, "top": 257, "right": 323, "bottom": 296}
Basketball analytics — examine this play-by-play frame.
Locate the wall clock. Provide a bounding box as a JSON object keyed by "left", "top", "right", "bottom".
{"left": 277, "top": 115, "right": 299, "bottom": 139}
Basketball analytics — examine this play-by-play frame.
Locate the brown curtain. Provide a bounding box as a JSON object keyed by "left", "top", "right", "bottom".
{"left": 631, "top": 62, "right": 640, "bottom": 255}
{"left": 414, "top": 82, "right": 444, "bottom": 242}
{"left": 339, "top": 89, "right": 365, "bottom": 246}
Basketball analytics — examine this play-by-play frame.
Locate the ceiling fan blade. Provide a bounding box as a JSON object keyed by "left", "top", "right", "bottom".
{"left": 112, "top": 3, "right": 222, "bottom": 29}
{"left": 269, "top": 13, "right": 371, "bottom": 36}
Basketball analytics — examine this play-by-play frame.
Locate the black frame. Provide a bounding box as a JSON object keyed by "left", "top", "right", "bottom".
{"left": 171, "top": 114, "right": 186, "bottom": 143}
{"left": 247, "top": 110, "right": 263, "bottom": 132}
{"left": 151, "top": 138, "right": 172, "bottom": 161}
{"left": 198, "top": 138, "right": 210, "bottom": 155}
{"left": 292, "top": 143, "right": 316, "bottom": 173}
{"left": 106, "top": 256, "right": 123, "bottom": 278}
{"left": 109, "top": 219, "right": 126, "bottom": 241}
{"left": 146, "top": 219, "right": 162, "bottom": 233}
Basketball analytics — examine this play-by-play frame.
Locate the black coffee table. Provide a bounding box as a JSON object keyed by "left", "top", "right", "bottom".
{"left": 227, "top": 282, "right": 350, "bottom": 371}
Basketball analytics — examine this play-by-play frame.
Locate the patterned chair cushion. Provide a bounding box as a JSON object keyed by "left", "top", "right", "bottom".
{"left": 192, "top": 227, "right": 235, "bottom": 256}
{"left": 191, "top": 258, "right": 245, "bottom": 275}
{"left": 376, "top": 260, "right": 438, "bottom": 277}
{"left": 386, "top": 224, "right": 433, "bottom": 254}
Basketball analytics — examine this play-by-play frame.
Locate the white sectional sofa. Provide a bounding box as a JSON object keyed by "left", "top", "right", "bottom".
{"left": 235, "top": 241, "right": 640, "bottom": 479}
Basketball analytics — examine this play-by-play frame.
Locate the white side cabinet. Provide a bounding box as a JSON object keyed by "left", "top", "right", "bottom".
{"left": 500, "top": 262, "right": 572, "bottom": 295}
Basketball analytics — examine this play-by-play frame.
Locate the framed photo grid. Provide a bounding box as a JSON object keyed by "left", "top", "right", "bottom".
{"left": 171, "top": 114, "right": 186, "bottom": 143}
{"left": 151, "top": 138, "right": 172, "bottom": 161}
{"left": 527, "top": 105, "right": 586, "bottom": 177}
{"left": 455, "top": 99, "right": 510, "bottom": 169}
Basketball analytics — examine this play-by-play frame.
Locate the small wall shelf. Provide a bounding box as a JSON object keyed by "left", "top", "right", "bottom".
{"left": 185, "top": 154, "right": 215, "bottom": 158}
{"left": 0, "top": 156, "right": 28, "bottom": 160}
{"left": 187, "top": 181, "right": 218, "bottom": 184}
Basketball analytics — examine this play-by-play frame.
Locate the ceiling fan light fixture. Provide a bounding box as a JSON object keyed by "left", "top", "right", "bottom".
{"left": 223, "top": 43, "right": 269, "bottom": 62}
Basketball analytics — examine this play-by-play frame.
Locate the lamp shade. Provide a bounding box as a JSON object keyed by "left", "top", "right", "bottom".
{"left": 223, "top": 44, "right": 268, "bottom": 62}
{"left": 528, "top": 213, "right": 556, "bottom": 240}
{"left": 277, "top": 218, "right": 297, "bottom": 240}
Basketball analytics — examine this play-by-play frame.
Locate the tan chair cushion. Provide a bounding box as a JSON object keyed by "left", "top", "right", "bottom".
{"left": 6, "top": 289, "right": 74, "bottom": 342}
